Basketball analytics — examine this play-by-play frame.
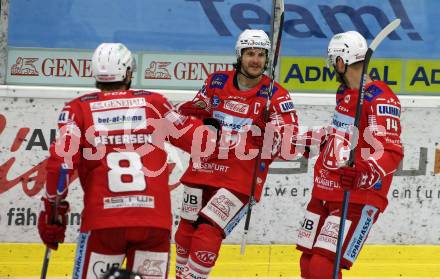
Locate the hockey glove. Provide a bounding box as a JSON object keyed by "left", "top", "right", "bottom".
{"left": 335, "top": 160, "right": 381, "bottom": 191}
{"left": 38, "top": 197, "right": 70, "bottom": 250}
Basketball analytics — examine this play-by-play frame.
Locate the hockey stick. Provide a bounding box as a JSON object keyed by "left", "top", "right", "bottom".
{"left": 332, "top": 19, "right": 401, "bottom": 279}
{"left": 240, "top": 0, "right": 285, "bottom": 255}
{"left": 40, "top": 165, "right": 68, "bottom": 279}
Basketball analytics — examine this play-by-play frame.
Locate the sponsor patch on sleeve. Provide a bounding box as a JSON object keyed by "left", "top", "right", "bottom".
{"left": 212, "top": 95, "right": 220, "bottom": 108}
{"left": 336, "top": 84, "right": 347, "bottom": 95}
{"left": 58, "top": 110, "right": 70, "bottom": 124}
{"left": 133, "top": 90, "right": 152, "bottom": 96}
{"left": 377, "top": 104, "right": 400, "bottom": 118}
{"left": 279, "top": 100, "right": 295, "bottom": 113}
{"left": 364, "top": 85, "right": 384, "bottom": 102}
{"left": 209, "top": 74, "right": 228, "bottom": 89}
{"left": 80, "top": 93, "right": 99, "bottom": 102}
{"left": 256, "top": 85, "right": 278, "bottom": 98}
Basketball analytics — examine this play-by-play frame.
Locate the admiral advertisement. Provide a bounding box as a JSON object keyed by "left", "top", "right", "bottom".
{"left": 280, "top": 57, "right": 440, "bottom": 94}
{"left": 0, "top": 87, "right": 439, "bottom": 245}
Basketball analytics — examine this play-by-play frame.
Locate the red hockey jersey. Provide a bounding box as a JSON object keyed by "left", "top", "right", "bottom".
{"left": 45, "top": 90, "right": 202, "bottom": 232}
{"left": 179, "top": 70, "right": 298, "bottom": 200}
{"left": 313, "top": 81, "right": 403, "bottom": 211}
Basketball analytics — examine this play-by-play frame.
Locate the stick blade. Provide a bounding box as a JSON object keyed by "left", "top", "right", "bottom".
{"left": 369, "top": 19, "right": 401, "bottom": 51}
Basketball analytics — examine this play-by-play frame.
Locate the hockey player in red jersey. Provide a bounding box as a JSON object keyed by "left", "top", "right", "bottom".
{"left": 37, "top": 43, "right": 206, "bottom": 278}
{"left": 296, "top": 31, "right": 404, "bottom": 279}
{"left": 174, "top": 29, "right": 299, "bottom": 279}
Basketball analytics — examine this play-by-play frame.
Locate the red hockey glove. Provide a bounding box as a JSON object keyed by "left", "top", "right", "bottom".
{"left": 335, "top": 160, "right": 381, "bottom": 191}
{"left": 38, "top": 197, "right": 69, "bottom": 250}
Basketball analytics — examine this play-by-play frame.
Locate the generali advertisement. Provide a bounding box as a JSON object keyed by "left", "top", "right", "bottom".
{"left": 6, "top": 48, "right": 235, "bottom": 89}
{"left": 0, "top": 89, "right": 439, "bottom": 245}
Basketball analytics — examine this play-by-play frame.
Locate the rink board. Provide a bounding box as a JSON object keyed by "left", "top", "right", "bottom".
{"left": 0, "top": 86, "right": 439, "bottom": 247}
{"left": 0, "top": 243, "right": 439, "bottom": 278}
{"left": 0, "top": 87, "right": 439, "bottom": 278}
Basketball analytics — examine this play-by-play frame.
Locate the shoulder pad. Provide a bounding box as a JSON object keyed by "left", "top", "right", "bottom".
{"left": 132, "top": 90, "right": 153, "bottom": 96}
{"left": 336, "top": 84, "right": 346, "bottom": 95}
{"left": 364, "top": 84, "right": 384, "bottom": 102}
{"left": 209, "top": 73, "right": 229, "bottom": 89}
{"left": 256, "top": 85, "right": 279, "bottom": 98}
{"left": 80, "top": 93, "right": 99, "bottom": 102}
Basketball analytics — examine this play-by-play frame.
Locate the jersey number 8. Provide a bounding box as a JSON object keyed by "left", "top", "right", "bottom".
{"left": 107, "top": 152, "right": 146, "bottom": 192}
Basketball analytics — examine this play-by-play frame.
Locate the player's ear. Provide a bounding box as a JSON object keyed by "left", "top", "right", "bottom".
{"left": 335, "top": 57, "right": 345, "bottom": 72}
{"left": 124, "top": 68, "right": 133, "bottom": 84}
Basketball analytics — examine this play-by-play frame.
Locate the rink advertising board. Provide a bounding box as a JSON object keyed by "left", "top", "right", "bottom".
{"left": 6, "top": 48, "right": 96, "bottom": 87}
{"left": 139, "top": 53, "right": 235, "bottom": 90}
{"left": 6, "top": 48, "right": 234, "bottom": 90}
{"left": 6, "top": 48, "right": 440, "bottom": 94}
{"left": 403, "top": 60, "right": 440, "bottom": 94}
{"left": 0, "top": 87, "right": 439, "bottom": 245}
{"left": 280, "top": 57, "right": 440, "bottom": 94}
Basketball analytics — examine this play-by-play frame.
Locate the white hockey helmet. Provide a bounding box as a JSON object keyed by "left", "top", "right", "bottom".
{"left": 92, "top": 43, "right": 135, "bottom": 82}
{"left": 235, "top": 29, "right": 271, "bottom": 58}
{"left": 327, "top": 31, "right": 368, "bottom": 67}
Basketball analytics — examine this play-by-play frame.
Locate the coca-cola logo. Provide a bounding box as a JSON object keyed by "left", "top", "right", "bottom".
{"left": 223, "top": 100, "right": 249, "bottom": 115}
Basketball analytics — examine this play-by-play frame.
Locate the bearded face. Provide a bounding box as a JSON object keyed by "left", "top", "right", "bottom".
{"left": 239, "top": 48, "right": 267, "bottom": 79}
